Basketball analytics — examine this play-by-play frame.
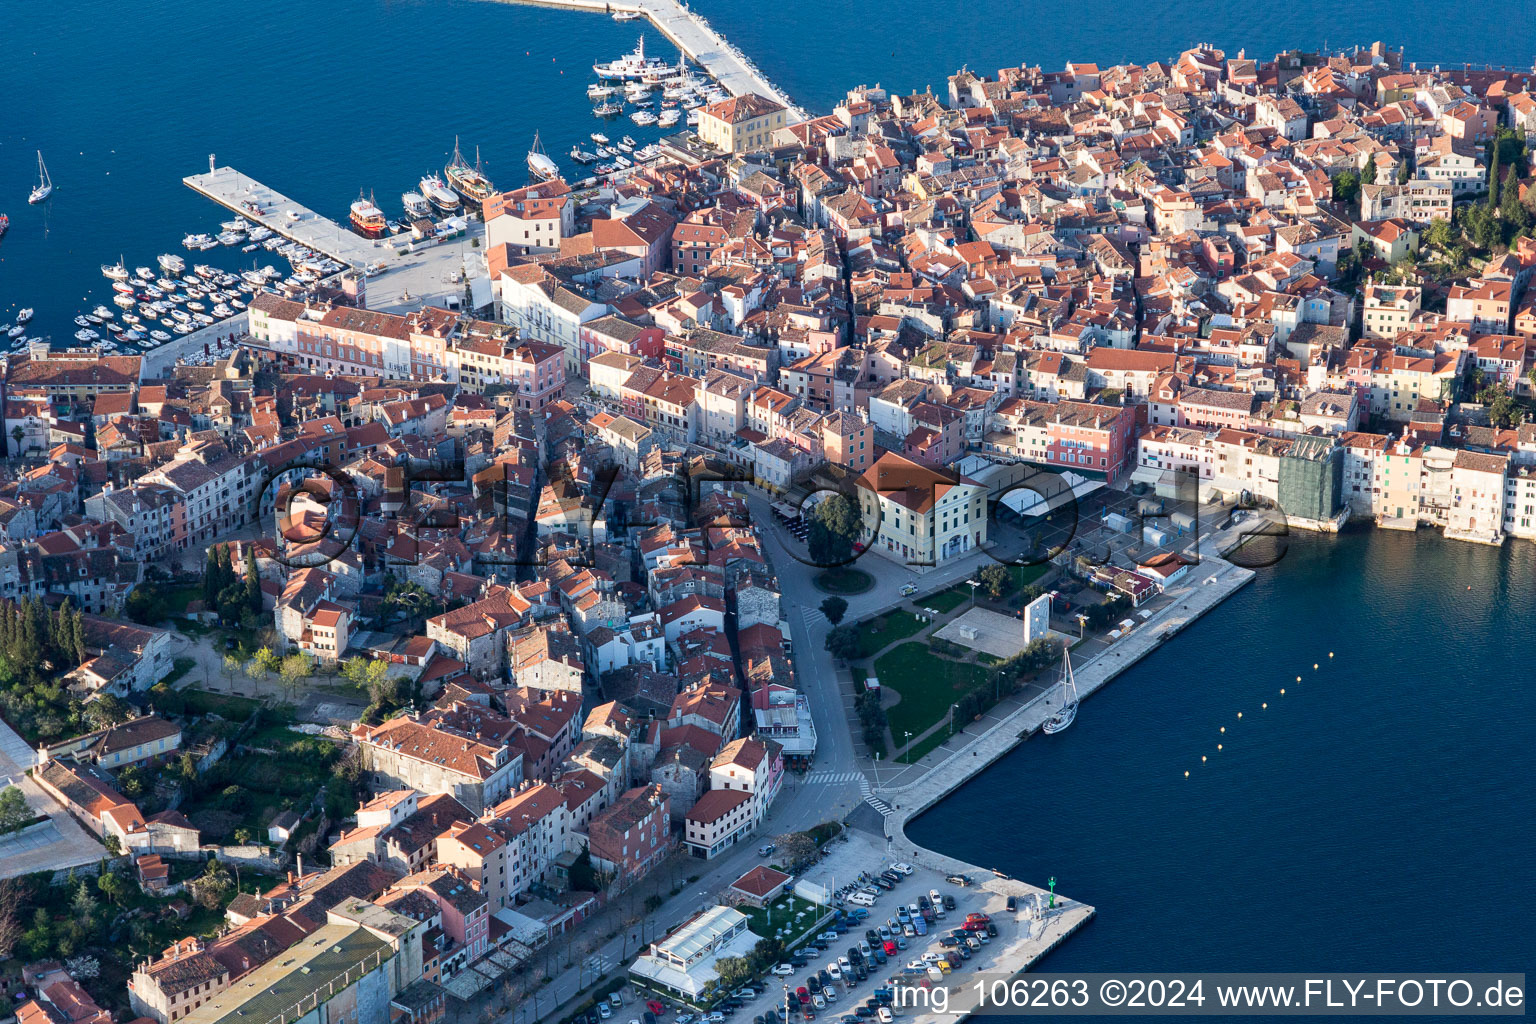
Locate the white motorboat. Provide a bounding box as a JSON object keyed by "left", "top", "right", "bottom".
{"left": 16, "top": 308, "right": 34, "bottom": 324}
{"left": 591, "top": 132, "right": 610, "bottom": 144}
{"left": 92, "top": 305, "right": 114, "bottom": 320}
{"left": 612, "top": 8, "right": 643, "bottom": 20}
{"left": 150, "top": 330, "right": 172, "bottom": 342}
{"left": 593, "top": 102, "right": 623, "bottom": 117}
{"left": 28, "top": 152, "right": 52, "bottom": 204}
{"left": 182, "top": 233, "right": 213, "bottom": 249}
{"left": 101, "top": 259, "right": 130, "bottom": 281}
{"left": 588, "top": 84, "right": 617, "bottom": 100}
{"left": 247, "top": 226, "right": 272, "bottom": 242}
{"left": 75, "top": 329, "right": 97, "bottom": 342}
{"left": 158, "top": 253, "right": 185, "bottom": 272}
{"left": 6, "top": 326, "right": 23, "bottom": 339}
{"left": 113, "top": 294, "right": 136, "bottom": 309}
{"left": 217, "top": 231, "right": 244, "bottom": 246}
{"left": 571, "top": 147, "right": 599, "bottom": 164}
{"left": 402, "top": 191, "right": 431, "bottom": 219}
{"left": 74, "top": 315, "right": 92, "bottom": 327}
{"left": 110, "top": 280, "right": 135, "bottom": 295}
{"left": 658, "top": 109, "right": 680, "bottom": 127}
{"left": 1041, "top": 649, "right": 1079, "bottom": 735}
{"left": 419, "top": 174, "right": 460, "bottom": 213}
{"left": 135, "top": 266, "right": 155, "bottom": 280}
{"left": 630, "top": 110, "right": 657, "bottom": 125}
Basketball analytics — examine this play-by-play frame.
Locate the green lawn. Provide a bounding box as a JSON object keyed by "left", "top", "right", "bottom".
{"left": 857, "top": 610, "right": 928, "bottom": 658}
{"left": 181, "top": 689, "right": 262, "bottom": 721}
{"left": 742, "top": 893, "right": 823, "bottom": 947}
{"left": 925, "top": 588, "right": 971, "bottom": 614}
{"left": 875, "top": 642, "right": 991, "bottom": 752}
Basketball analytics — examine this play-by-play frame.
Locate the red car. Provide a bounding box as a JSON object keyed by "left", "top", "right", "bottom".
{"left": 882, "top": 940, "right": 897, "bottom": 956}
{"left": 646, "top": 1002, "right": 665, "bottom": 1015}
{"left": 965, "top": 913, "right": 990, "bottom": 924}
{"left": 797, "top": 988, "right": 811, "bottom": 1005}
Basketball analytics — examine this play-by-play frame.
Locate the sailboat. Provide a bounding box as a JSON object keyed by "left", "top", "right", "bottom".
{"left": 1041, "top": 648, "right": 1078, "bottom": 734}
{"left": 28, "top": 152, "right": 53, "bottom": 204}
{"left": 526, "top": 132, "right": 559, "bottom": 181}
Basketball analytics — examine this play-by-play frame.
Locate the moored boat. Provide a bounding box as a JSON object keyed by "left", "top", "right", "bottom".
{"left": 445, "top": 138, "right": 496, "bottom": 204}
{"left": 527, "top": 132, "right": 559, "bottom": 181}
{"left": 419, "top": 174, "right": 461, "bottom": 213}
{"left": 350, "top": 191, "right": 388, "bottom": 237}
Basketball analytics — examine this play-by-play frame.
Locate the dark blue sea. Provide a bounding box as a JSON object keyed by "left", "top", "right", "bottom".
{"left": 1, "top": 0, "right": 1531, "bottom": 340}
{"left": 910, "top": 528, "right": 1536, "bottom": 975}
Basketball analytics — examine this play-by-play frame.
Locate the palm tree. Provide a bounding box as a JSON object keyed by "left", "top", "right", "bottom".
{"left": 9, "top": 426, "right": 23, "bottom": 457}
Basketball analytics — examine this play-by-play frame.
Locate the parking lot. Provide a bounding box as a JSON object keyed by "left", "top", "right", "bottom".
{"left": 684, "top": 832, "right": 1039, "bottom": 1024}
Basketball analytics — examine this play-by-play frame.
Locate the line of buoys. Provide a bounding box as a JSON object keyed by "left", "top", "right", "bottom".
{"left": 1194, "top": 658, "right": 1327, "bottom": 776}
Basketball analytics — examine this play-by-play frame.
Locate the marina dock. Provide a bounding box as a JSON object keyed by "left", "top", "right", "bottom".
{"left": 183, "top": 164, "right": 488, "bottom": 316}
{"left": 489, "top": 0, "right": 808, "bottom": 121}
{"left": 183, "top": 166, "right": 404, "bottom": 270}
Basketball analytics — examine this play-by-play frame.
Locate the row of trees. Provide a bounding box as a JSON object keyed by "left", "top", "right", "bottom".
{"left": 0, "top": 597, "right": 87, "bottom": 683}
{"left": 204, "top": 545, "right": 262, "bottom": 627}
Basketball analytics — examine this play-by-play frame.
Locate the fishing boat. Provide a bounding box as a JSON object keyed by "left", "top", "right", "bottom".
{"left": 28, "top": 152, "right": 52, "bottom": 204}
{"left": 570, "top": 147, "right": 599, "bottom": 164}
{"left": 419, "top": 174, "right": 461, "bottom": 214}
{"left": 1040, "top": 649, "right": 1079, "bottom": 735}
{"left": 350, "top": 191, "right": 388, "bottom": 237}
{"left": 402, "top": 191, "right": 431, "bottom": 219}
{"left": 101, "top": 258, "right": 129, "bottom": 281}
{"left": 16, "top": 308, "right": 34, "bottom": 325}
{"left": 526, "top": 132, "right": 559, "bottom": 181}
{"left": 445, "top": 138, "right": 496, "bottom": 204}
{"left": 593, "top": 101, "right": 623, "bottom": 117}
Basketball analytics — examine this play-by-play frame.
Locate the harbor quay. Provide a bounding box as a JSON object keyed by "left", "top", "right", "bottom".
{"left": 184, "top": 163, "right": 488, "bottom": 313}
{"left": 489, "top": 0, "right": 808, "bottom": 120}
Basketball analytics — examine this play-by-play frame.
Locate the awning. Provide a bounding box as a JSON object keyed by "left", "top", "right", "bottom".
{"left": 1131, "top": 465, "right": 1167, "bottom": 486}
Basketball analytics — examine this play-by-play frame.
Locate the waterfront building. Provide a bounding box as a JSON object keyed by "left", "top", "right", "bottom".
{"left": 855, "top": 451, "right": 988, "bottom": 565}
{"left": 697, "top": 94, "right": 788, "bottom": 154}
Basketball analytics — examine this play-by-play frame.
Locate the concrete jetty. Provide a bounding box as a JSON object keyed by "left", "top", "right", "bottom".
{"left": 183, "top": 165, "right": 406, "bottom": 270}
{"left": 184, "top": 164, "right": 488, "bottom": 315}
{"left": 488, "top": 0, "right": 808, "bottom": 120}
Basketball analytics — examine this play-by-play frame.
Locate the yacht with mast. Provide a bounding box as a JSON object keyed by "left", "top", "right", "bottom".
{"left": 1041, "top": 648, "right": 1078, "bottom": 734}
{"left": 526, "top": 132, "right": 559, "bottom": 181}
{"left": 349, "top": 191, "right": 388, "bottom": 237}
{"left": 28, "top": 152, "right": 52, "bottom": 204}
{"left": 445, "top": 138, "right": 496, "bottom": 205}
{"left": 592, "top": 34, "right": 672, "bottom": 81}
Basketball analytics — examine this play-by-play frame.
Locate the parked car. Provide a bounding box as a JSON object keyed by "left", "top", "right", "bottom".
{"left": 891, "top": 863, "right": 913, "bottom": 876}
{"left": 773, "top": 964, "right": 795, "bottom": 976}
{"left": 796, "top": 988, "right": 811, "bottom": 1006}
{"left": 599, "top": 1005, "right": 614, "bottom": 1020}
{"left": 986, "top": 923, "right": 997, "bottom": 937}
{"left": 942, "top": 895, "right": 956, "bottom": 910}
{"left": 759, "top": 844, "right": 777, "bottom": 856}
{"left": 877, "top": 1010, "right": 894, "bottom": 1024}
{"left": 1005, "top": 896, "right": 1017, "bottom": 912}
{"left": 812, "top": 996, "right": 825, "bottom": 1010}
{"left": 899, "top": 583, "right": 917, "bottom": 596}
{"left": 945, "top": 875, "right": 971, "bottom": 886}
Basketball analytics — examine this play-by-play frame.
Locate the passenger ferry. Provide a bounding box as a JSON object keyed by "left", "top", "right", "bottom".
{"left": 419, "top": 174, "right": 461, "bottom": 214}
{"left": 593, "top": 35, "right": 672, "bottom": 81}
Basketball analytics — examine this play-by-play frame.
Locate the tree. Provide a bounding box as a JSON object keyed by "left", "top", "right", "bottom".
{"left": 279, "top": 653, "right": 313, "bottom": 698}
{"left": 978, "top": 564, "right": 1013, "bottom": 600}
{"left": 96, "top": 870, "right": 127, "bottom": 906}
{"left": 9, "top": 426, "right": 23, "bottom": 457}
{"left": 824, "top": 624, "right": 862, "bottom": 661}
{"left": 0, "top": 787, "right": 31, "bottom": 833}
{"left": 222, "top": 653, "right": 242, "bottom": 688}
{"left": 806, "top": 493, "right": 862, "bottom": 567}
{"left": 819, "top": 596, "right": 848, "bottom": 625}
{"left": 1424, "top": 217, "right": 1455, "bottom": 253}
{"left": 775, "top": 832, "right": 818, "bottom": 871}
{"left": 243, "top": 547, "right": 262, "bottom": 615}
{"left": 84, "top": 694, "right": 130, "bottom": 730}
{"left": 1501, "top": 166, "right": 1531, "bottom": 233}
{"left": 1360, "top": 155, "right": 1378, "bottom": 190}
{"left": 714, "top": 956, "right": 754, "bottom": 991}
{"left": 70, "top": 879, "right": 96, "bottom": 922}
{"left": 1397, "top": 159, "right": 1411, "bottom": 185}
{"left": 1331, "top": 169, "right": 1359, "bottom": 205}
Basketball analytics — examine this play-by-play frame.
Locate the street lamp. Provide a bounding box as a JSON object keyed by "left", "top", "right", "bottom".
{"left": 903, "top": 730, "right": 912, "bottom": 763}
{"left": 948, "top": 702, "right": 959, "bottom": 737}
{"left": 966, "top": 578, "right": 980, "bottom": 610}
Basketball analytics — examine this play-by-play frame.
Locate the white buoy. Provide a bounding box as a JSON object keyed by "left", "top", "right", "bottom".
{"left": 1237, "top": 712, "right": 1243, "bottom": 719}
{"left": 1280, "top": 688, "right": 1286, "bottom": 694}
{"left": 1217, "top": 744, "right": 1222, "bottom": 750}
{"left": 1220, "top": 726, "right": 1225, "bottom": 733}
{"left": 1262, "top": 702, "right": 1267, "bottom": 709}
{"left": 1201, "top": 755, "right": 1207, "bottom": 762}
{"left": 1184, "top": 771, "right": 1189, "bottom": 777}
